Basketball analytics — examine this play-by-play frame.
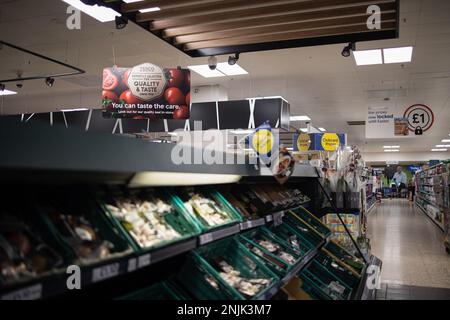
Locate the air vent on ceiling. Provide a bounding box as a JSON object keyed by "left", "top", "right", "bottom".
{"left": 62, "top": 75, "right": 102, "bottom": 87}
{"left": 347, "top": 121, "right": 366, "bottom": 126}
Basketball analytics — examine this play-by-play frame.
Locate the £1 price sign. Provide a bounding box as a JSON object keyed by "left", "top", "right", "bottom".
{"left": 403, "top": 104, "right": 434, "bottom": 134}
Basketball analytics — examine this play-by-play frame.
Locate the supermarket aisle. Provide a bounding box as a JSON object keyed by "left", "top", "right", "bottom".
{"left": 367, "top": 199, "right": 450, "bottom": 289}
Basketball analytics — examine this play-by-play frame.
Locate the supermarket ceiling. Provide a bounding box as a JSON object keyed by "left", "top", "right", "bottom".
{"left": 97, "top": 0, "right": 400, "bottom": 57}
{"left": 0, "top": 0, "right": 449, "bottom": 156}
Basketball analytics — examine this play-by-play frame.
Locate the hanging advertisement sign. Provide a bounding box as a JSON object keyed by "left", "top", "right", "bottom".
{"left": 292, "top": 133, "right": 346, "bottom": 151}
{"left": 403, "top": 104, "right": 434, "bottom": 134}
{"left": 366, "top": 104, "right": 434, "bottom": 138}
{"left": 366, "top": 106, "right": 395, "bottom": 139}
{"left": 102, "top": 63, "right": 191, "bottom": 120}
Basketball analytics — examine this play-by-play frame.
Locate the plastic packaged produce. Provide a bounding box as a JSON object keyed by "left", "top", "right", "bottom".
{"left": 185, "top": 194, "right": 232, "bottom": 227}
{"left": 106, "top": 198, "right": 181, "bottom": 249}
{"left": 215, "top": 261, "right": 271, "bottom": 297}
{"left": 46, "top": 211, "right": 114, "bottom": 263}
{"left": 0, "top": 213, "right": 63, "bottom": 283}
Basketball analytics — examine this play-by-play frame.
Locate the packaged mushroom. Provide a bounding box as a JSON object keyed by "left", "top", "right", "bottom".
{"left": 46, "top": 211, "right": 115, "bottom": 263}
{"left": 0, "top": 213, "right": 63, "bottom": 283}
{"left": 105, "top": 197, "right": 183, "bottom": 250}
{"left": 176, "top": 187, "right": 240, "bottom": 231}
{"left": 215, "top": 261, "right": 271, "bottom": 298}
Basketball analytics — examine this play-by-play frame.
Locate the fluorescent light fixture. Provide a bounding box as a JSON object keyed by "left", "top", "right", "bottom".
{"left": 318, "top": 128, "right": 326, "bottom": 132}
{"left": 188, "top": 65, "right": 225, "bottom": 78}
{"left": 139, "top": 7, "right": 161, "bottom": 13}
{"left": 431, "top": 149, "right": 447, "bottom": 152}
{"left": 436, "top": 145, "right": 450, "bottom": 148}
{"left": 300, "top": 128, "right": 308, "bottom": 133}
{"left": 188, "top": 63, "right": 248, "bottom": 78}
{"left": 61, "top": 108, "right": 89, "bottom": 112}
{"left": 383, "top": 46, "right": 413, "bottom": 64}
{"left": 383, "top": 146, "right": 400, "bottom": 149}
{"left": 0, "top": 89, "right": 17, "bottom": 96}
{"left": 130, "top": 172, "right": 241, "bottom": 187}
{"left": 62, "top": 0, "right": 120, "bottom": 22}
{"left": 384, "top": 149, "right": 400, "bottom": 152}
{"left": 353, "top": 49, "right": 383, "bottom": 66}
{"left": 229, "top": 129, "right": 254, "bottom": 135}
{"left": 290, "top": 115, "right": 311, "bottom": 121}
{"left": 441, "top": 139, "right": 450, "bottom": 143}
{"left": 216, "top": 63, "right": 248, "bottom": 76}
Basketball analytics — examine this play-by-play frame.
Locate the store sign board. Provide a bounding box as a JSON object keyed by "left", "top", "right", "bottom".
{"left": 293, "top": 133, "right": 346, "bottom": 151}
{"left": 366, "top": 106, "right": 395, "bottom": 139}
{"left": 102, "top": 63, "right": 191, "bottom": 120}
{"left": 366, "top": 104, "right": 434, "bottom": 138}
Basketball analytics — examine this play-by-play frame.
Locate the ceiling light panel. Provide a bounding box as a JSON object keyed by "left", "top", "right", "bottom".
{"left": 431, "top": 149, "right": 448, "bottom": 152}
{"left": 216, "top": 63, "right": 248, "bottom": 76}
{"left": 0, "top": 89, "right": 17, "bottom": 96}
{"left": 290, "top": 116, "right": 311, "bottom": 121}
{"left": 188, "top": 65, "right": 225, "bottom": 78}
{"left": 383, "top": 46, "right": 413, "bottom": 64}
{"left": 62, "top": 0, "right": 119, "bottom": 22}
{"left": 353, "top": 49, "right": 383, "bottom": 66}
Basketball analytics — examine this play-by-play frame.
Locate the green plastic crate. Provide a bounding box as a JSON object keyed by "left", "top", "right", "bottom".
{"left": 299, "top": 255, "right": 354, "bottom": 300}
{"left": 99, "top": 188, "right": 201, "bottom": 253}
{"left": 267, "top": 223, "right": 316, "bottom": 255}
{"left": 323, "top": 240, "right": 365, "bottom": 275}
{"left": 283, "top": 211, "right": 325, "bottom": 247}
{"left": 313, "top": 250, "right": 360, "bottom": 289}
{"left": 173, "top": 187, "right": 242, "bottom": 233}
{"left": 177, "top": 237, "right": 278, "bottom": 300}
{"left": 118, "top": 280, "right": 188, "bottom": 300}
{"left": 238, "top": 227, "right": 304, "bottom": 277}
{"left": 35, "top": 190, "right": 132, "bottom": 265}
{"left": 288, "top": 207, "right": 332, "bottom": 238}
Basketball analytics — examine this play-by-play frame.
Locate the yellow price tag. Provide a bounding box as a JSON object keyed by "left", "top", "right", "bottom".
{"left": 321, "top": 133, "right": 340, "bottom": 151}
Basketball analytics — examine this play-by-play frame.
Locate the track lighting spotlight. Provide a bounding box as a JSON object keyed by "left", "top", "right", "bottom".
{"left": 45, "top": 77, "right": 55, "bottom": 87}
{"left": 228, "top": 53, "right": 240, "bottom": 65}
{"left": 115, "top": 15, "right": 128, "bottom": 30}
{"left": 341, "top": 42, "right": 356, "bottom": 58}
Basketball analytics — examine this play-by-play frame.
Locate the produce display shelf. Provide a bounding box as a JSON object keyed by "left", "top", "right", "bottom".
{"left": 415, "top": 202, "right": 445, "bottom": 232}
{"left": 239, "top": 218, "right": 266, "bottom": 231}
{"left": 0, "top": 238, "right": 197, "bottom": 301}
{"left": 0, "top": 204, "right": 307, "bottom": 300}
{"left": 258, "top": 239, "right": 325, "bottom": 300}
{"left": 354, "top": 255, "right": 382, "bottom": 300}
{"left": 198, "top": 224, "right": 241, "bottom": 245}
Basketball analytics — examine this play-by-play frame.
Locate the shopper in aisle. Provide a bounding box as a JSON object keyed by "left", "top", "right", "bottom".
{"left": 392, "top": 166, "right": 408, "bottom": 198}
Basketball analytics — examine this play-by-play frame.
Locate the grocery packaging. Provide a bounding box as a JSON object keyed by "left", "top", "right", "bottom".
{"left": 177, "top": 237, "right": 278, "bottom": 300}
{"left": 36, "top": 190, "right": 131, "bottom": 265}
{"left": 239, "top": 227, "right": 304, "bottom": 276}
{"left": 0, "top": 210, "right": 63, "bottom": 285}
{"left": 174, "top": 187, "right": 242, "bottom": 232}
{"left": 101, "top": 188, "right": 200, "bottom": 252}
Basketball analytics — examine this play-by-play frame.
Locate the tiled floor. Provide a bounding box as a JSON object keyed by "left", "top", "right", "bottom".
{"left": 375, "top": 282, "right": 450, "bottom": 300}
{"left": 366, "top": 199, "right": 450, "bottom": 290}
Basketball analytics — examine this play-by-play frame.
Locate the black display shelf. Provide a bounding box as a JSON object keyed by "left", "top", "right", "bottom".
{"left": 0, "top": 119, "right": 319, "bottom": 182}
{"left": 198, "top": 224, "right": 241, "bottom": 245}
{"left": 354, "top": 255, "right": 382, "bottom": 300}
{"left": 240, "top": 218, "right": 266, "bottom": 231}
